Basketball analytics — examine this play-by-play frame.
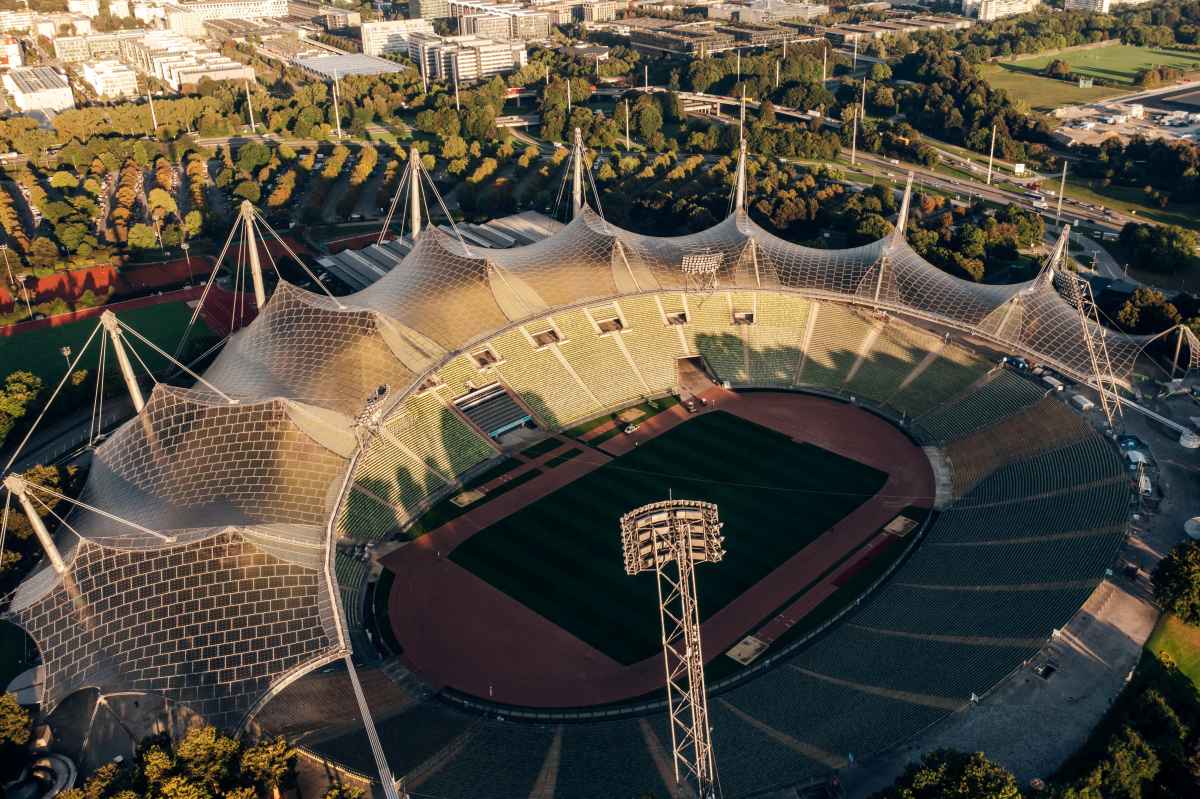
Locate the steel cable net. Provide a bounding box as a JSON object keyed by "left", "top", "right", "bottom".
{"left": 72, "top": 384, "right": 349, "bottom": 549}
{"left": 202, "top": 282, "right": 416, "bottom": 416}
{"left": 7, "top": 529, "right": 341, "bottom": 730}
{"left": 350, "top": 227, "right": 515, "bottom": 351}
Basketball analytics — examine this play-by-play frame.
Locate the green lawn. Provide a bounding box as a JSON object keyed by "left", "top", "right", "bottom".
{"left": 1146, "top": 614, "right": 1200, "bottom": 690}
{"left": 0, "top": 301, "right": 207, "bottom": 388}
{"left": 979, "top": 63, "right": 1124, "bottom": 113}
{"left": 450, "top": 411, "right": 888, "bottom": 665}
{"left": 993, "top": 45, "right": 1200, "bottom": 86}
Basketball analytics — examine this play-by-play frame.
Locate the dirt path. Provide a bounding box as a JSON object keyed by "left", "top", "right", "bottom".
{"left": 381, "top": 391, "right": 934, "bottom": 708}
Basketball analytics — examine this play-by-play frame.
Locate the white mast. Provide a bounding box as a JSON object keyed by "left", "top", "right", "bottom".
{"left": 100, "top": 310, "right": 145, "bottom": 413}
{"left": 4, "top": 475, "right": 66, "bottom": 574}
{"left": 986, "top": 124, "right": 996, "bottom": 186}
{"left": 244, "top": 80, "right": 256, "bottom": 133}
{"left": 409, "top": 145, "right": 422, "bottom": 238}
{"left": 332, "top": 70, "right": 343, "bottom": 140}
{"left": 241, "top": 200, "right": 267, "bottom": 309}
{"left": 572, "top": 127, "right": 584, "bottom": 217}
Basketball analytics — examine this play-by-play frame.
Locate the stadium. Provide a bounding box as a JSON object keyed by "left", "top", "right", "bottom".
{"left": 0, "top": 141, "right": 1180, "bottom": 798}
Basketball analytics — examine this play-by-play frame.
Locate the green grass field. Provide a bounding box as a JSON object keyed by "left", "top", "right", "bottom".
{"left": 450, "top": 411, "right": 888, "bottom": 665}
{"left": 0, "top": 301, "right": 207, "bottom": 388}
{"left": 1146, "top": 614, "right": 1200, "bottom": 690}
{"left": 981, "top": 46, "right": 1200, "bottom": 111}
{"left": 979, "top": 64, "right": 1124, "bottom": 112}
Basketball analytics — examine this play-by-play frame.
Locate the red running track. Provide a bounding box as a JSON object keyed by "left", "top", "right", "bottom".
{"left": 381, "top": 390, "right": 934, "bottom": 708}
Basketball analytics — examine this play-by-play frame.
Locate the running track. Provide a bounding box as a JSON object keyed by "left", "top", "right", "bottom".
{"left": 382, "top": 390, "right": 934, "bottom": 708}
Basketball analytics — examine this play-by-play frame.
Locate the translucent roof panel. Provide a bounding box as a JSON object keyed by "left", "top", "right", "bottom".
{"left": 203, "top": 283, "right": 416, "bottom": 416}
{"left": 73, "top": 386, "right": 349, "bottom": 549}
{"left": 8, "top": 531, "right": 342, "bottom": 730}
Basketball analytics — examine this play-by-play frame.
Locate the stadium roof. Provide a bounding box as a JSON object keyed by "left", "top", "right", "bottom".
{"left": 293, "top": 53, "right": 408, "bottom": 79}
{"left": 0, "top": 158, "right": 1160, "bottom": 788}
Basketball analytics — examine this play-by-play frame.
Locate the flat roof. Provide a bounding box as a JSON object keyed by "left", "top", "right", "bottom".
{"left": 6, "top": 67, "right": 69, "bottom": 94}
{"left": 294, "top": 53, "right": 407, "bottom": 77}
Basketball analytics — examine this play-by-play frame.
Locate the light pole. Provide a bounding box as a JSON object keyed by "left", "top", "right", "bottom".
{"left": 60, "top": 345, "right": 71, "bottom": 373}
{"left": 180, "top": 241, "right": 193, "bottom": 284}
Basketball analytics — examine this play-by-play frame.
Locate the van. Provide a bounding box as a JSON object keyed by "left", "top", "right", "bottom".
{"left": 1070, "top": 394, "right": 1095, "bottom": 412}
{"left": 1042, "top": 375, "right": 1065, "bottom": 392}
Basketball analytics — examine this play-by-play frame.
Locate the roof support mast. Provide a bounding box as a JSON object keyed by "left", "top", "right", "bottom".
{"left": 100, "top": 310, "right": 145, "bottom": 413}
{"left": 409, "top": 145, "right": 422, "bottom": 237}
{"left": 241, "top": 199, "right": 267, "bottom": 309}
{"left": 3, "top": 475, "right": 66, "bottom": 574}
{"left": 572, "top": 127, "right": 585, "bottom": 217}
{"left": 734, "top": 133, "right": 747, "bottom": 212}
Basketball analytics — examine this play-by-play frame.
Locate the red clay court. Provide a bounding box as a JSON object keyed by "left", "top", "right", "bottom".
{"left": 382, "top": 390, "right": 934, "bottom": 708}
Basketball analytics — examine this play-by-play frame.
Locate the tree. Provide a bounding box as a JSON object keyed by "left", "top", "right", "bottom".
{"left": 0, "top": 371, "right": 42, "bottom": 447}
{"left": 1044, "top": 59, "right": 1073, "bottom": 80}
{"left": 26, "top": 237, "right": 61, "bottom": 273}
{"left": 1117, "top": 288, "right": 1182, "bottom": 334}
{"left": 233, "top": 181, "right": 261, "bottom": 204}
{"left": 127, "top": 223, "right": 158, "bottom": 251}
{"left": 176, "top": 726, "right": 239, "bottom": 792}
{"left": 0, "top": 693, "right": 31, "bottom": 780}
{"left": 183, "top": 210, "right": 203, "bottom": 237}
{"left": 871, "top": 750, "right": 1020, "bottom": 799}
{"left": 636, "top": 103, "right": 663, "bottom": 141}
{"left": 241, "top": 737, "right": 294, "bottom": 799}
{"left": 869, "top": 62, "right": 893, "bottom": 82}
{"left": 1153, "top": 540, "right": 1200, "bottom": 624}
{"left": 441, "top": 135, "right": 467, "bottom": 160}
{"left": 236, "top": 142, "right": 271, "bottom": 175}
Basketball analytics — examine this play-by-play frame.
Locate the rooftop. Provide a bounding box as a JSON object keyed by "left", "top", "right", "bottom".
{"left": 293, "top": 52, "right": 408, "bottom": 77}
{"left": 5, "top": 66, "right": 69, "bottom": 94}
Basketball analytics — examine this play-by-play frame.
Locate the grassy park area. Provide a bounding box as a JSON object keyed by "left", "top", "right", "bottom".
{"left": 450, "top": 411, "right": 888, "bottom": 665}
{"left": 2, "top": 300, "right": 209, "bottom": 388}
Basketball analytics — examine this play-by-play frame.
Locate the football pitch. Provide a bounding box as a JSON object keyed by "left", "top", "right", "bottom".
{"left": 450, "top": 411, "right": 888, "bottom": 666}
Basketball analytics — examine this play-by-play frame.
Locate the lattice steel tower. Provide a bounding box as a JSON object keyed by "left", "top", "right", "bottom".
{"left": 620, "top": 500, "right": 725, "bottom": 798}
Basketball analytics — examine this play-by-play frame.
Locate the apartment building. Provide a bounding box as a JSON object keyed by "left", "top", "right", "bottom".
{"left": 0, "top": 37, "right": 21, "bottom": 68}
{"left": 54, "top": 30, "right": 145, "bottom": 63}
{"left": 410, "top": 0, "right": 451, "bottom": 19}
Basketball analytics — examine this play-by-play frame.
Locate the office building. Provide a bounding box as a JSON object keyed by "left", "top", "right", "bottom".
{"left": 410, "top": 0, "right": 450, "bottom": 19}
{"left": 360, "top": 17, "right": 434, "bottom": 56}
{"left": 447, "top": 1, "right": 550, "bottom": 40}
{"left": 3, "top": 67, "right": 75, "bottom": 112}
{"left": 0, "top": 11, "right": 35, "bottom": 32}
{"left": 625, "top": 18, "right": 736, "bottom": 57}
{"left": 708, "top": 0, "right": 826, "bottom": 23}
{"left": 82, "top": 59, "right": 139, "bottom": 96}
{"left": 54, "top": 30, "right": 144, "bottom": 62}
{"left": 120, "top": 31, "right": 255, "bottom": 89}
{"left": 408, "top": 32, "right": 527, "bottom": 82}
{"left": 961, "top": 0, "right": 1038, "bottom": 21}
{"left": 166, "top": 0, "right": 287, "bottom": 35}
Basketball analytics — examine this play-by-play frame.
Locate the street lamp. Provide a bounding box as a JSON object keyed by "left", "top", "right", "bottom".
{"left": 60, "top": 346, "right": 71, "bottom": 372}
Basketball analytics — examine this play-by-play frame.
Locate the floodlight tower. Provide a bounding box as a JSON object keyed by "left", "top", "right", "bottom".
{"left": 620, "top": 500, "right": 725, "bottom": 799}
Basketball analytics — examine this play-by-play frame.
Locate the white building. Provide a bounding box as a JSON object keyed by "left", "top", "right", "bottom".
{"left": 446, "top": 1, "right": 550, "bottom": 40}
{"left": 961, "top": 0, "right": 1038, "bottom": 20}
{"left": 0, "top": 11, "right": 35, "bottom": 32}
{"left": 67, "top": 0, "right": 102, "bottom": 17}
{"left": 82, "top": 59, "right": 139, "bottom": 96}
{"left": 132, "top": 1, "right": 166, "bottom": 23}
{"left": 360, "top": 18, "right": 434, "bottom": 56}
{"left": 1064, "top": 0, "right": 1109, "bottom": 9}
{"left": 121, "top": 30, "right": 256, "bottom": 89}
{"left": 0, "top": 36, "right": 21, "bottom": 68}
{"left": 109, "top": 0, "right": 132, "bottom": 17}
{"left": 3, "top": 66, "right": 75, "bottom": 112}
{"left": 708, "top": 0, "right": 826, "bottom": 23}
{"left": 166, "top": 0, "right": 286, "bottom": 34}
{"left": 408, "top": 32, "right": 527, "bottom": 82}
{"left": 35, "top": 13, "right": 92, "bottom": 36}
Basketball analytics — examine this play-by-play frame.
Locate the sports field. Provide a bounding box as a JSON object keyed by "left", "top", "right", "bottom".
{"left": 1, "top": 301, "right": 207, "bottom": 387}
{"left": 449, "top": 411, "right": 887, "bottom": 665}
{"left": 981, "top": 46, "right": 1200, "bottom": 111}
